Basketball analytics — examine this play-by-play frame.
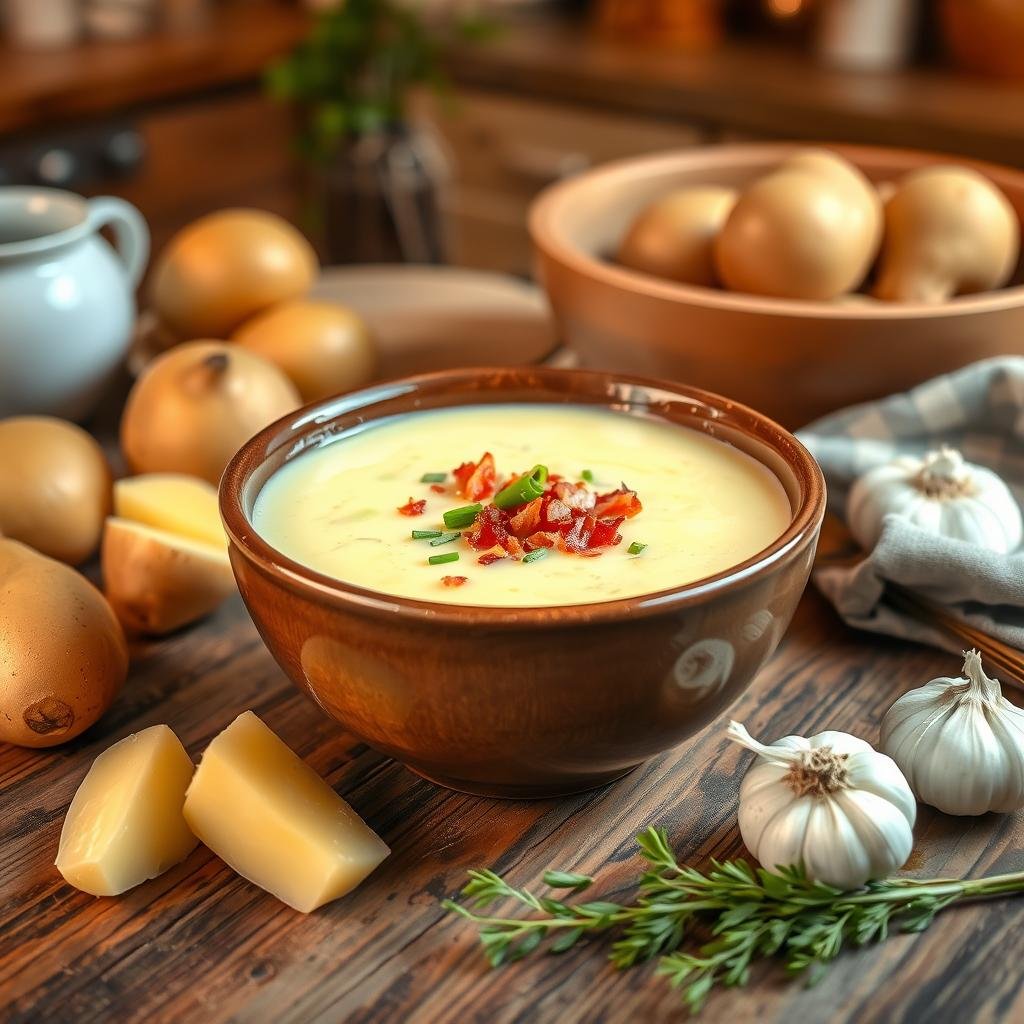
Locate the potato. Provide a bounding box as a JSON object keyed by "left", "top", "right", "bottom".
{"left": 120, "top": 341, "right": 300, "bottom": 485}
{"left": 0, "top": 539, "right": 127, "bottom": 748}
{"left": 0, "top": 417, "right": 112, "bottom": 564}
{"left": 232, "top": 300, "right": 377, "bottom": 402}
{"left": 150, "top": 209, "right": 318, "bottom": 338}
{"left": 102, "top": 518, "right": 236, "bottom": 635}
{"left": 114, "top": 474, "right": 225, "bottom": 548}
{"left": 873, "top": 166, "right": 1020, "bottom": 303}
{"left": 715, "top": 150, "right": 882, "bottom": 300}
{"left": 617, "top": 186, "right": 737, "bottom": 287}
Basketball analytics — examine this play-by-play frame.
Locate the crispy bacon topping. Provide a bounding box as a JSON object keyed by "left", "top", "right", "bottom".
{"left": 594, "top": 486, "right": 643, "bottom": 519}
{"left": 413, "top": 457, "right": 642, "bottom": 565}
{"left": 397, "top": 497, "right": 427, "bottom": 517}
{"left": 453, "top": 452, "right": 497, "bottom": 502}
{"left": 441, "top": 575, "right": 469, "bottom": 587}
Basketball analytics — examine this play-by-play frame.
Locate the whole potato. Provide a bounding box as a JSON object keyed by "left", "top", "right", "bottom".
{"left": 715, "top": 150, "right": 882, "bottom": 300}
{"left": 120, "top": 341, "right": 301, "bottom": 485}
{"left": 232, "top": 300, "right": 377, "bottom": 402}
{"left": 0, "top": 417, "right": 111, "bottom": 564}
{"left": 617, "top": 186, "right": 737, "bottom": 287}
{"left": 873, "top": 166, "right": 1020, "bottom": 303}
{"left": 0, "top": 539, "right": 127, "bottom": 747}
{"left": 150, "top": 209, "right": 318, "bottom": 338}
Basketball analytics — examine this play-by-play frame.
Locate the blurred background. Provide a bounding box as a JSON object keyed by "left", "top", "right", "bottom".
{"left": 4, "top": 0, "right": 1023, "bottom": 275}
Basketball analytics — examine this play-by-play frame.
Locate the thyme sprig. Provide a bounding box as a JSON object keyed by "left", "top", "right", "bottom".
{"left": 442, "top": 826, "right": 1024, "bottom": 1014}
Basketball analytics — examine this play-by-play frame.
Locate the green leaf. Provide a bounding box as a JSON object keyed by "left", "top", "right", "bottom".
{"left": 551, "top": 926, "right": 586, "bottom": 954}
{"left": 543, "top": 871, "right": 594, "bottom": 892}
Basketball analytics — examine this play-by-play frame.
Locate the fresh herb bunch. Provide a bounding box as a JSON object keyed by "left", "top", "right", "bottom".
{"left": 443, "top": 826, "right": 1024, "bottom": 1014}
{"left": 266, "top": 0, "right": 495, "bottom": 162}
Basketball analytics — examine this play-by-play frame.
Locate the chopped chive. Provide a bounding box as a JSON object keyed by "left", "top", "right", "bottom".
{"left": 522, "top": 548, "right": 548, "bottom": 564}
{"left": 443, "top": 503, "right": 482, "bottom": 529}
{"left": 420, "top": 472, "right": 447, "bottom": 483}
{"left": 411, "top": 529, "right": 443, "bottom": 540}
{"left": 429, "top": 531, "right": 461, "bottom": 547}
{"left": 581, "top": 469, "right": 594, "bottom": 483}
{"left": 628, "top": 541, "right": 648, "bottom": 555}
{"left": 494, "top": 464, "right": 549, "bottom": 509}
{"left": 429, "top": 551, "right": 460, "bottom": 566}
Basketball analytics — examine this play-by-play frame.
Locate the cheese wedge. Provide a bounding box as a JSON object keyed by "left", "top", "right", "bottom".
{"left": 56, "top": 724, "right": 198, "bottom": 896}
{"left": 183, "top": 711, "right": 390, "bottom": 913}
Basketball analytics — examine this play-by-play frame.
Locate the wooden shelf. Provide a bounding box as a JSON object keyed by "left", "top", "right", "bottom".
{"left": 445, "top": 14, "right": 1024, "bottom": 166}
{"left": 0, "top": 2, "right": 308, "bottom": 136}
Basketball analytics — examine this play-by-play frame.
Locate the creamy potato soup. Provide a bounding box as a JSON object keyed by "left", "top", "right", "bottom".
{"left": 252, "top": 404, "right": 791, "bottom": 607}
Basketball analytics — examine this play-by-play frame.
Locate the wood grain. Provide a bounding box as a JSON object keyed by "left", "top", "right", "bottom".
{"left": 3, "top": 586, "right": 1022, "bottom": 1023}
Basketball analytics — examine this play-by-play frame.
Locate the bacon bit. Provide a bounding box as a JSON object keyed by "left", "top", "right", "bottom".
{"left": 429, "top": 484, "right": 446, "bottom": 494}
{"left": 523, "top": 531, "right": 557, "bottom": 551}
{"left": 477, "top": 551, "right": 505, "bottom": 566}
{"left": 453, "top": 452, "right": 497, "bottom": 502}
{"left": 542, "top": 498, "right": 572, "bottom": 526}
{"left": 554, "top": 481, "right": 596, "bottom": 511}
{"left": 509, "top": 497, "right": 543, "bottom": 537}
{"left": 397, "top": 497, "right": 426, "bottom": 517}
{"left": 466, "top": 505, "right": 510, "bottom": 552}
{"left": 441, "top": 575, "right": 469, "bottom": 587}
{"left": 594, "top": 486, "right": 642, "bottom": 519}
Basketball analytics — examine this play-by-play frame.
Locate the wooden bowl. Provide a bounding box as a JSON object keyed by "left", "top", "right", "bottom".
{"left": 530, "top": 143, "right": 1024, "bottom": 428}
{"left": 220, "top": 367, "right": 825, "bottom": 798}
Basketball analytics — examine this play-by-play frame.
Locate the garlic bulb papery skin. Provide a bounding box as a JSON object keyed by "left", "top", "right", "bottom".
{"left": 880, "top": 650, "right": 1024, "bottom": 816}
{"left": 728, "top": 721, "right": 916, "bottom": 890}
{"left": 846, "top": 446, "right": 1022, "bottom": 554}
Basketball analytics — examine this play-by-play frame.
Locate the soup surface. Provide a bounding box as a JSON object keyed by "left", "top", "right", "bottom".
{"left": 252, "top": 404, "right": 791, "bottom": 607}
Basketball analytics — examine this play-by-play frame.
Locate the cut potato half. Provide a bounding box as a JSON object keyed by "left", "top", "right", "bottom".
{"left": 56, "top": 724, "right": 197, "bottom": 896}
{"left": 102, "top": 518, "right": 235, "bottom": 635}
{"left": 114, "top": 473, "right": 226, "bottom": 548}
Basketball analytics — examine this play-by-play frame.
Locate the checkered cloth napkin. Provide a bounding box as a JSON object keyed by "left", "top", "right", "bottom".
{"left": 795, "top": 357, "right": 1024, "bottom": 654}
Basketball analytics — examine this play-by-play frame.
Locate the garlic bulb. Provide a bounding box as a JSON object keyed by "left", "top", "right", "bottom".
{"left": 728, "top": 721, "right": 916, "bottom": 890}
{"left": 880, "top": 650, "right": 1024, "bottom": 816}
{"left": 846, "top": 446, "right": 1022, "bottom": 554}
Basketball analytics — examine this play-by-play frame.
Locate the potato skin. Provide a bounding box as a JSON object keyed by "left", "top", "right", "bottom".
{"left": 0, "top": 417, "right": 112, "bottom": 564}
{"left": 150, "top": 209, "right": 318, "bottom": 338}
{"left": 102, "top": 518, "right": 236, "bottom": 635}
{"left": 232, "top": 300, "right": 377, "bottom": 402}
{"left": 0, "top": 540, "right": 127, "bottom": 748}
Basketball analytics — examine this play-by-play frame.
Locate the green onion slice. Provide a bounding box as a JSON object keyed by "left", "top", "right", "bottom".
{"left": 522, "top": 548, "right": 548, "bottom": 564}
{"left": 411, "top": 529, "right": 442, "bottom": 540}
{"left": 581, "top": 469, "right": 594, "bottom": 482}
{"left": 493, "top": 465, "right": 549, "bottom": 509}
{"left": 628, "top": 541, "right": 647, "bottom": 555}
{"left": 443, "top": 503, "right": 482, "bottom": 529}
{"left": 420, "top": 472, "right": 447, "bottom": 483}
{"left": 428, "top": 551, "right": 460, "bottom": 566}
{"left": 429, "top": 531, "right": 461, "bottom": 547}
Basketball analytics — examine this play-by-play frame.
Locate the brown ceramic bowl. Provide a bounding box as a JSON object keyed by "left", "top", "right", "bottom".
{"left": 530, "top": 143, "right": 1024, "bottom": 428}
{"left": 220, "top": 367, "right": 825, "bottom": 798}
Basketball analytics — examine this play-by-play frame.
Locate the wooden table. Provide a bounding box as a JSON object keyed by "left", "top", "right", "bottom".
{"left": 3, "top": 567, "right": 1022, "bottom": 1022}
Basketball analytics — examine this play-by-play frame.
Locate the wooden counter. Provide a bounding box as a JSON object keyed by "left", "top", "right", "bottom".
{"left": 3, "top": 581, "right": 1022, "bottom": 1022}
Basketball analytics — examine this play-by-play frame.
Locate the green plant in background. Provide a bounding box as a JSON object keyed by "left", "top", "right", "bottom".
{"left": 266, "top": 0, "right": 496, "bottom": 163}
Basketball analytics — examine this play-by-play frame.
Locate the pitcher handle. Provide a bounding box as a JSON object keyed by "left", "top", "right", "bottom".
{"left": 87, "top": 196, "right": 149, "bottom": 288}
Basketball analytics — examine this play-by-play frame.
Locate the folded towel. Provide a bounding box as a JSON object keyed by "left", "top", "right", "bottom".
{"left": 796, "top": 357, "right": 1024, "bottom": 654}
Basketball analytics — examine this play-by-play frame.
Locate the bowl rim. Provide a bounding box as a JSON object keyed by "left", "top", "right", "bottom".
{"left": 529, "top": 141, "right": 1024, "bottom": 320}
{"left": 220, "top": 366, "right": 826, "bottom": 629}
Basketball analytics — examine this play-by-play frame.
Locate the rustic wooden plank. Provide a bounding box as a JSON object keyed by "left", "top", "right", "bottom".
{"left": 3, "top": 582, "right": 1021, "bottom": 1023}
